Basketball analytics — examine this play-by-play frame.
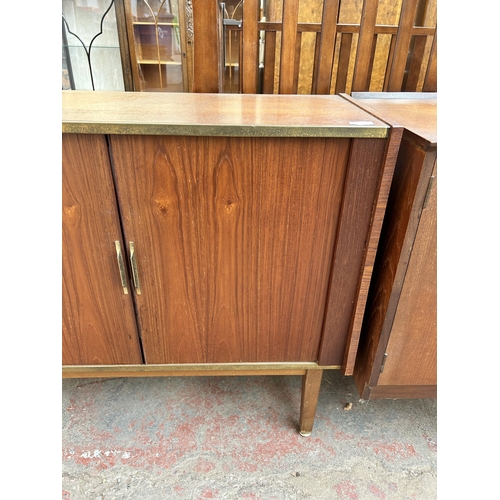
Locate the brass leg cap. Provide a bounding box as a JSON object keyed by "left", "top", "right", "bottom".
{"left": 299, "top": 430, "right": 312, "bottom": 437}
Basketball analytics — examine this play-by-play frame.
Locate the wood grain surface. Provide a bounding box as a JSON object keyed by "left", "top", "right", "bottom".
{"left": 62, "top": 91, "right": 388, "bottom": 138}
{"left": 350, "top": 93, "right": 437, "bottom": 146}
{"left": 349, "top": 93, "right": 437, "bottom": 398}
{"left": 192, "top": 0, "right": 221, "bottom": 92}
{"left": 378, "top": 161, "right": 436, "bottom": 386}
{"left": 353, "top": 142, "right": 436, "bottom": 397}
{"left": 318, "top": 137, "right": 388, "bottom": 368}
{"left": 109, "top": 134, "right": 352, "bottom": 364}
{"left": 62, "top": 134, "right": 143, "bottom": 365}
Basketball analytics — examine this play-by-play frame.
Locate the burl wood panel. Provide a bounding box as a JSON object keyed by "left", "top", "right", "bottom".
{"left": 62, "top": 134, "right": 143, "bottom": 365}
{"left": 378, "top": 162, "right": 436, "bottom": 386}
{"left": 109, "top": 135, "right": 351, "bottom": 364}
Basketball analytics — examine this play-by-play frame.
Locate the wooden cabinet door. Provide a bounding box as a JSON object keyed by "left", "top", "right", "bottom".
{"left": 378, "top": 163, "right": 437, "bottom": 387}
{"left": 109, "top": 134, "right": 351, "bottom": 364}
{"left": 63, "top": 134, "right": 143, "bottom": 365}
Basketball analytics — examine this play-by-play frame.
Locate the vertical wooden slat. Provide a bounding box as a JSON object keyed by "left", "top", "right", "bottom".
{"left": 122, "top": 0, "right": 142, "bottom": 90}
{"left": 311, "top": 32, "right": 322, "bottom": 93}
{"left": 292, "top": 32, "right": 302, "bottom": 93}
{"left": 114, "top": 0, "right": 134, "bottom": 91}
{"left": 314, "top": 0, "right": 341, "bottom": 94}
{"left": 386, "top": 0, "right": 419, "bottom": 91}
{"left": 352, "top": 0, "right": 379, "bottom": 92}
{"left": 335, "top": 33, "right": 353, "bottom": 94}
{"left": 382, "top": 34, "right": 397, "bottom": 91}
{"left": 239, "top": 29, "right": 244, "bottom": 93}
{"left": 366, "top": 34, "right": 378, "bottom": 90}
{"left": 192, "top": 0, "right": 221, "bottom": 92}
{"left": 177, "top": 0, "right": 192, "bottom": 92}
{"left": 242, "top": 0, "right": 259, "bottom": 93}
{"left": 404, "top": 35, "right": 427, "bottom": 91}
{"left": 279, "top": 0, "right": 300, "bottom": 93}
{"left": 263, "top": 31, "right": 277, "bottom": 93}
{"left": 422, "top": 30, "right": 437, "bottom": 91}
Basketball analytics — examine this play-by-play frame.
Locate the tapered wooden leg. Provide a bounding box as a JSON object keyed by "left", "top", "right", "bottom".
{"left": 299, "top": 369, "right": 323, "bottom": 436}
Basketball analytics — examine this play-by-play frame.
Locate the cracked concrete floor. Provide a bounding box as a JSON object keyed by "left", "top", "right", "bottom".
{"left": 62, "top": 370, "right": 437, "bottom": 499}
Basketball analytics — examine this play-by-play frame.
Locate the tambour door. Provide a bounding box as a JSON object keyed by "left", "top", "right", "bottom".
{"left": 62, "top": 134, "right": 143, "bottom": 365}
{"left": 109, "top": 134, "right": 352, "bottom": 364}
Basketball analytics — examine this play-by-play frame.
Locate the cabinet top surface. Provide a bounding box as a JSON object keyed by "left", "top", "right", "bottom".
{"left": 62, "top": 91, "right": 388, "bottom": 138}
{"left": 350, "top": 92, "right": 437, "bottom": 146}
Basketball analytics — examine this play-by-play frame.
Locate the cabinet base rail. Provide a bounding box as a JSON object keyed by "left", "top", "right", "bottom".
{"left": 63, "top": 362, "right": 340, "bottom": 436}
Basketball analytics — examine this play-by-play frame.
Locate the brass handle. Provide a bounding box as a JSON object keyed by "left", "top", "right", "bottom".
{"left": 129, "top": 241, "right": 142, "bottom": 295}
{"left": 114, "top": 241, "right": 128, "bottom": 294}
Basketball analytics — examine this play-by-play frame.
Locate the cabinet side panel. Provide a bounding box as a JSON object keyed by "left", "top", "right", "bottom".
{"left": 318, "top": 138, "right": 387, "bottom": 367}
{"left": 62, "top": 134, "right": 143, "bottom": 365}
{"left": 353, "top": 142, "right": 435, "bottom": 395}
{"left": 378, "top": 162, "right": 437, "bottom": 386}
{"left": 110, "top": 135, "right": 350, "bottom": 364}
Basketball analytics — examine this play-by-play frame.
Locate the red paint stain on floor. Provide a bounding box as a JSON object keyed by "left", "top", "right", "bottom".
{"left": 369, "top": 484, "right": 386, "bottom": 499}
{"left": 335, "top": 480, "right": 359, "bottom": 499}
{"left": 358, "top": 440, "right": 417, "bottom": 462}
{"left": 200, "top": 488, "right": 219, "bottom": 498}
{"left": 196, "top": 458, "right": 216, "bottom": 473}
{"left": 334, "top": 429, "right": 355, "bottom": 440}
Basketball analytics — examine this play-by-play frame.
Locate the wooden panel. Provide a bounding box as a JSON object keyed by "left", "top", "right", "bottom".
{"left": 352, "top": 0, "right": 379, "bottom": 92}
{"left": 386, "top": 0, "right": 419, "bottom": 91}
{"left": 378, "top": 162, "right": 436, "bottom": 386}
{"left": 318, "top": 137, "right": 388, "bottom": 369}
{"left": 279, "top": 0, "right": 299, "bottom": 93}
{"left": 62, "top": 134, "right": 143, "bottom": 365}
{"left": 262, "top": 31, "right": 277, "bottom": 93}
{"left": 314, "top": 0, "right": 341, "bottom": 94}
{"left": 340, "top": 126, "right": 403, "bottom": 375}
{"left": 353, "top": 143, "right": 436, "bottom": 397}
{"left": 242, "top": 0, "right": 259, "bottom": 93}
{"left": 369, "top": 384, "right": 436, "bottom": 399}
{"left": 110, "top": 134, "right": 351, "bottom": 364}
{"left": 192, "top": 0, "right": 221, "bottom": 92}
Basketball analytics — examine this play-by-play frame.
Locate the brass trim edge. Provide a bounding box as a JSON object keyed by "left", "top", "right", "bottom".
{"left": 62, "top": 122, "right": 388, "bottom": 138}
{"left": 63, "top": 362, "right": 341, "bottom": 376}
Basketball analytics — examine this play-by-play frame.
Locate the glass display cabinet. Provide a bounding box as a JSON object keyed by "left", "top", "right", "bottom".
{"left": 123, "top": 0, "right": 190, "bottom": 92}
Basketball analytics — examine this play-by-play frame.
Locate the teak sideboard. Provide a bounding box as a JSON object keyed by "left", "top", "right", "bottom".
{"left": 62, "top": 91, "right": 401, "bottom": 435}
{"left": 347, "top": 92, "right": 437, "bottom": 400}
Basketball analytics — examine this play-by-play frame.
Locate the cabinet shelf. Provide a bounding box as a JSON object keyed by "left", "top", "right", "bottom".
{"left": 132, "top": 21, "right": 179, "bottom": 27}
{"left": 138, "top": 59, "right": 181, "bottom": 65}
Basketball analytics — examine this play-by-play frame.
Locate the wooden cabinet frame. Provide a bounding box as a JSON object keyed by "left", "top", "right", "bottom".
{"left": 346, "top": 92, "right": 437, "bottom": 400}
{"left": 62, "top": 91, "right": 401, "bottom": 434}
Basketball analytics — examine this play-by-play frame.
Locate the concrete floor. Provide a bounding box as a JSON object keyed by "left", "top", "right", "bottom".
{"left": 62, "top": 370, "right": 437, "bottom": 499}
